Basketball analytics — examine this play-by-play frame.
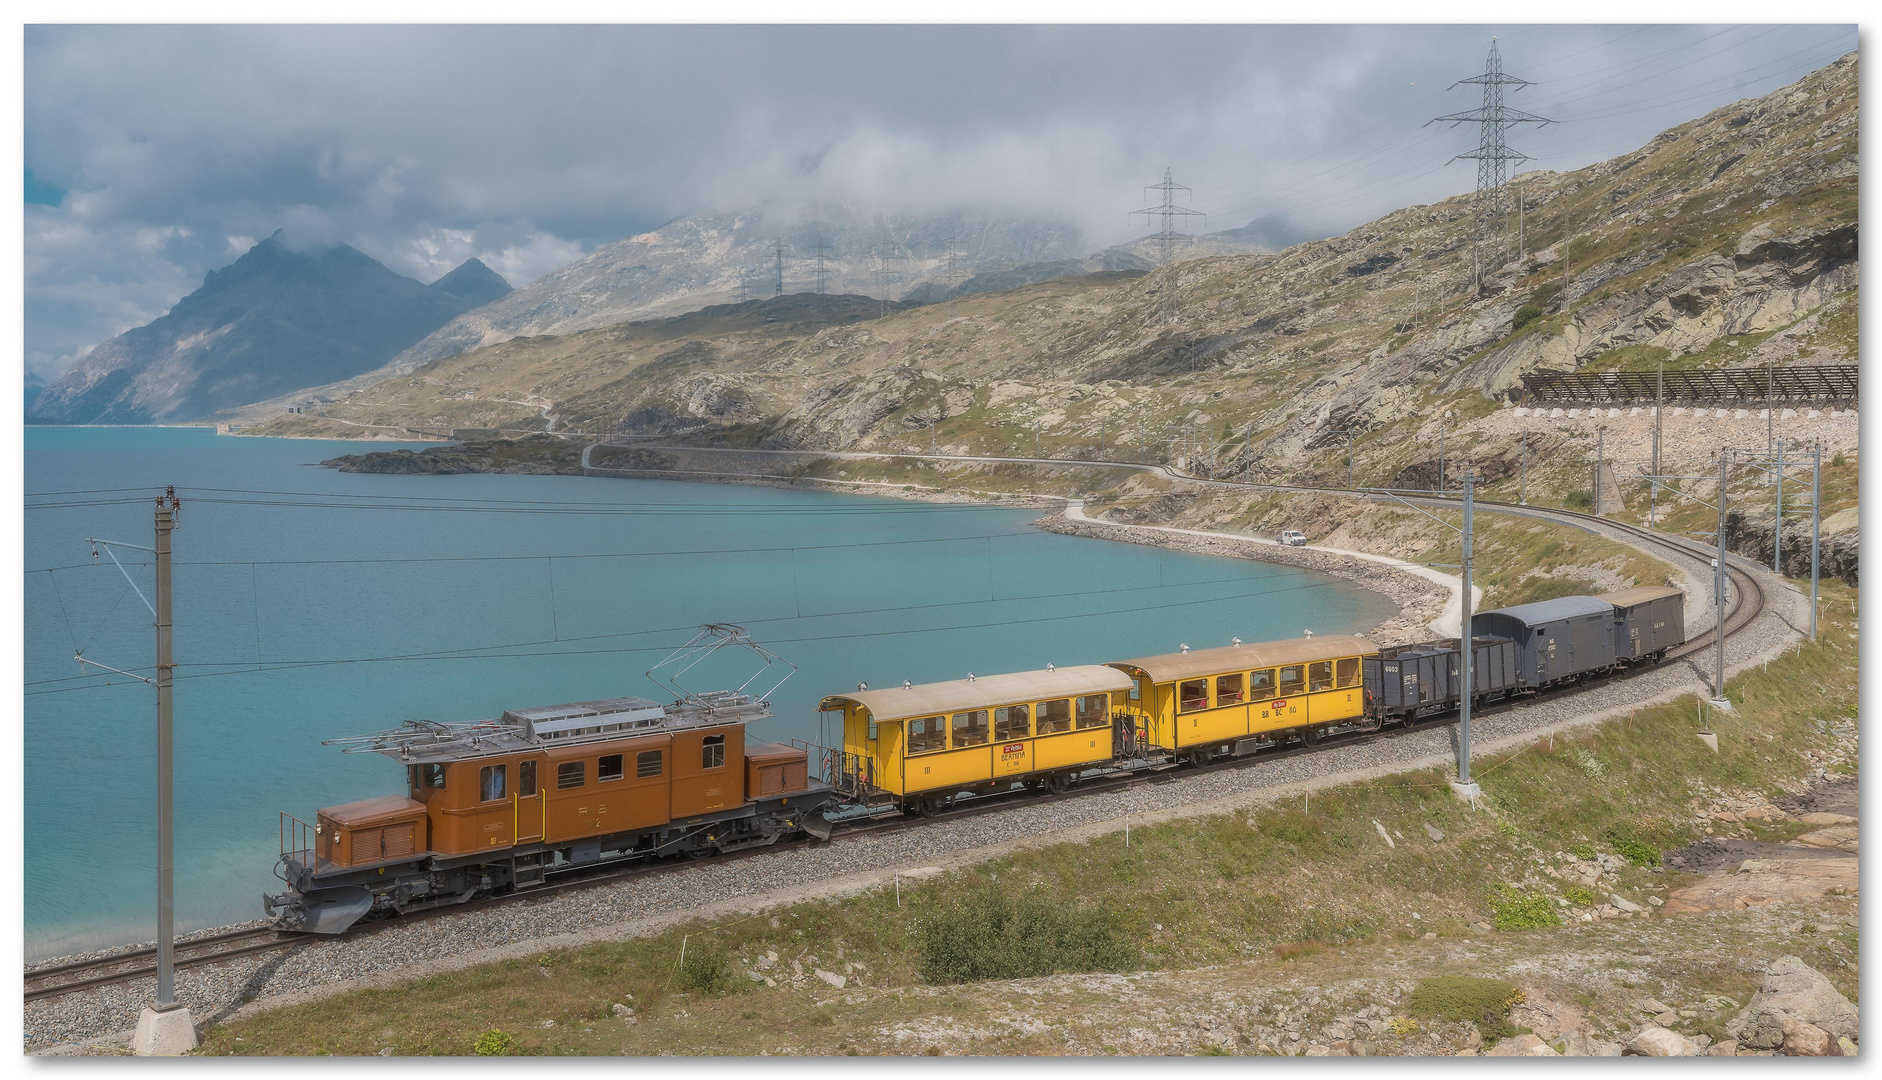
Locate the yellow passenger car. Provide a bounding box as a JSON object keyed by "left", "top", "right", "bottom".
{"left": 1109, "top": 635, "right": 1377, "bottom": 763}
{"left": 820, "top": 666, "right": 1133, "bottom": 813}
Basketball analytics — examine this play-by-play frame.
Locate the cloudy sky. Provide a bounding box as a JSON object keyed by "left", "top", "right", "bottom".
{"left": 24, "top": 23, "right": 1856, "bottom": 381}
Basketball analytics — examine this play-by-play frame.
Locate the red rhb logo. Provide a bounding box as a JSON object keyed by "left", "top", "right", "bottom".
{"left": 1271, "top": 698, "right": 1288, "bottom": 709}
{"left": 1003, "top": 743, "right": 1025, "bottom": 754}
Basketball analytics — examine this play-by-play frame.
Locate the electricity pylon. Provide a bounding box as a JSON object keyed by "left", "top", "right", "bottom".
{"left": 1130, "top": 166, "right": 1206, "bottom": 267}
{"left": 1430, "top": 39, "right": 1553, "bottom": 286}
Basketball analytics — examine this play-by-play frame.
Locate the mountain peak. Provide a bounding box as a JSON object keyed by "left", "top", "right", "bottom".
{"left": 429, "top": 258, "right": 513, "bottom": 308}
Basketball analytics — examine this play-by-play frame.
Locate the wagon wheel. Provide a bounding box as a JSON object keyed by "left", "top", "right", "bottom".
{"left": 1043, "top": 774, "right": 1070, "bottom": 796}
{"left": 1303, "top": 725, "right": 1323, "bottom": 746}
{"left": 915, "top": 797, "right": 943, "bottom": 818}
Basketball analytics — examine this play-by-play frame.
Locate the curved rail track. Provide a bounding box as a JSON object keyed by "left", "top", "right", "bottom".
{"left": 28, "top": 458, "right": 1775, "bottom": 1006}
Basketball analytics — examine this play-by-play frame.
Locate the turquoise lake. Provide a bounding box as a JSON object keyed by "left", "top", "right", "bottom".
{"left": 23, "top": 426, "right": 1394, "bottom": 959}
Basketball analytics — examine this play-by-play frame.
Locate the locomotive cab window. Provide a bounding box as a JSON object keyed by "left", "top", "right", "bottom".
{"left": 479, "top": 764, "right": 507, "bottom": 803}
{"left": 1036, "top": 699, "right": 1072, "bottom": 734}
{"left": 1215, "top": 673, "right": 1245, "bottom": 706}
{"left": 1308, "top": 661, "right": 1334, "bottom": 692}
{"left": 420, "top": 763, "right": 447, "bottom": 790}
{"left": 908, "top": 716, "right": 946, "bottom": 754}
{"left": 598, "top": 754, "right": 624, "bottom": 782}
{"left": 1336, "top": 657, "right": 1361, "bottom": 688}
{"left": 518, "top": 761, "right": 537, "bottom": 797}
{"left": 952, "top": 710, "right": 989, "bottom": 748}
{"left": 1178, "top": 679, "right": 1209, "bottom": 712}
{"left": 636, "top": 750, "right": 663, "bottom": 778}
{"left": 994, "top": 704, "right": 1030, "bottom": 741}
{"left": 1249, "top": 668, "right": 1276, "bottom": 701}
{"left": 1278, "top": 665, "right": 1305, "bottom": 696}
{"left": 557, "top": 761, "right": 585, "bottom": 790}
{"left": 1076, "top": 694, "right": 1109, "bottom": 729}
{"left": 702, "top": 735, "right": 726, "bottom": 770}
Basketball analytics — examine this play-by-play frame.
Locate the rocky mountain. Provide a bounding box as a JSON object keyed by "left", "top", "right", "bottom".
{"left": 250, "top": 54, "right": 1858, "bottom": 503}
{"left": 428, "top": 257, "right": 512, "bottom": 307}
{"left": 23, "top": 372, "right": 46, "bottom": 416}
{"left": 28, "top": 233, "right": 491, "bottom": 424}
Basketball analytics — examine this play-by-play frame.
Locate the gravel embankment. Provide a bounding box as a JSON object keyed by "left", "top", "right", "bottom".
{"left": 26, "top": 497, "right": 1812, "bottom": 1053}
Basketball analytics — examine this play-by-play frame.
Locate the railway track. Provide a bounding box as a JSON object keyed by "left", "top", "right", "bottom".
{"left": 27, "top": 470, "right": 1775, "bottom": 1008}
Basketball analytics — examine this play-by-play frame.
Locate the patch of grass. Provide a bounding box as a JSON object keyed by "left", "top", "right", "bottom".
{"left": 1488, "top": 886, "right": 1562, "bottom": 931}
{"left": 1604, "top": 827, "right": 1662, "bottom": 868}
{"left": 677, "top": 943, "right": 744, "bottom": 995}
{"left": 917, "top": 886, "right": 1138, "bottom": 985}
{"left": 1562, "top": 884, "right": 1601, "bottom": 907}
{"left": 1563, "top": 489, "right": 1594, "bottom": 511}
{"left": 1409, "top": 976, "right": 1526, "bottom": 1039}
{"left": 473, "top": 1029, "right": 514, "bottom": 1056}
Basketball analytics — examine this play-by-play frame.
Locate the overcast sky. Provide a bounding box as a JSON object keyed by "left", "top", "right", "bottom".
{"left": 24, "top": 23, "right": 1856, "bottom": 381}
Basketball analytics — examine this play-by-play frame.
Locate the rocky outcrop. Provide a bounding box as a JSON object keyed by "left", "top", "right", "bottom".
{"left": 1727, "top": 956, "right": 1859, "bottom": 1048}
{"left": 1721, "top": 507, "right": 1857, "bottom": 586}
{"left": 323, "top": 435, "right": 581, "bottom": 475}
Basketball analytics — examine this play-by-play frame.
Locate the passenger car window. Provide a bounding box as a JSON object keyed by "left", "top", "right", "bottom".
{"left": 866, "top": 714, "right": 877, "bottom": 741}
{"left": 518, "top": 761, "right": 537, "bottom": 797}
{"left": 598, "top": 754, "right": 624, "bottom": 782}
{"left": 952, "top": 710, "right": 989, "bottom": 747}
{"left": 1076, "top": 694, "right": 1109, "bottom": 729}
{"left": 1036, "top": 699, "right": 1072, "bottom": 734}
{"left": 636, "top": 750, "right": 663, "bottom": 778}
{"left": 994, "top": 704, "right": 1030, "bottom": 741}
{"left": 702, "top": 735, "right": 726, "bottom": 769}
{"left": 1336, "top": 657, "right": 1361, "bottom": 688}
{"left": 1308, "top": 661, "right": 1334, "bottom": 692}
{"left": 479, "top": 764, "right": 507, "bottom": 802}
{"left": 1249, "top": 669, "right": 1276, "bottom": 701}
{"left": 1179, "top": 679, "right": 1209, "bottom": 712}
{"left": 908, "top": 716, "right": 946, "bottom": 753}
{"left": 1130, "top": 679, "right": 1144, "bottom": 701}
{"left": 1216, "top": 673, "right": 1245, "bottom": 705}
{"left": 557, "top": 761, "right": 585, "bottom": 790}
{"left": 1278, "top": 665, "right": 1305, "bottom": 696}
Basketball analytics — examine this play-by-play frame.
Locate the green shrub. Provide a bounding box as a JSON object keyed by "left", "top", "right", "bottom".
{"left": 1831, "top": 451, "right": 1846, "bottom": 468}
{"left": 1562, "top": 884, "right": 1600, "bottom": 907}
{"left": 1564, "top": 490, "right": 1594, "bottom": 511}
{"left": 1488, "top": 885, "right": 1561, "bottom": 931}
{"left": 1511, "top": 303, "right": 1545, "bottom": 333}
{"left": 472, "top": 1029, "right": 514, "bottom": 1056}
{"left": 1408, "top": 976, "right": 1526, "bottom": 1040}
{"left": 1604, "top": 827, "right": 1661, "bottom": 867}
{"left": 917, "top": 886, "right": 1138, "bottom": 984}
{"left": 676, "top": 943, "right": 742, "bottom": 995}
{"left": 1568, "top": 842, "right": 1597, "bottom": 860}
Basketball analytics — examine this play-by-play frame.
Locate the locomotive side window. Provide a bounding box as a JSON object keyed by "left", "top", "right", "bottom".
{"left": 636, "top": 750, "right": 663, "bottom": 777}
{"left": 1336, "top": 657, "right": 1361, "bottom": 688}
{"left": 519, "top": 761, "right": 537, "bottom": 797}
{"left": 1278, "top": 665, "right": 1305, "bottom": 696}
{"left": 1215, "top": 673, "right": 1245, "bottom": 706}
{"left": 598, "top": 754, "right": 624, "bottom": 782}
{"left": 421, "top": 763, "right": 447, "bottom": 790}
{"left": 1248, "top": 668, "right": 1276, "bottom": 701}
{"left": 951, "top": 710, "right": 989, "bottom": 748}
{"left": 994, "top": 704, "right": 1030, "bottom": 741}
{"left": 1076, "top": 694, "right": 1109, "bottom": 729}
{"left": 407, "top": 765, "right": 420, "bottom": 797}
{"left": 1036, "top": 698, "right": 1072, "bottom": 734}
{"left": 1178, "top": 679, "right": 1209, "bottom": 712}
{"left": 1308, "top": 661, "right": 1333, "bottom": 692}
{"left": 557, "top": 761, "right": 585, "bottom": 790}
{"left": 479, "top": 764, "right": 507, "bottom": 803}
{"left": 702, "top": 735, "right": 726, "bottom": 769}
{"left": 908, "top": 716, "right": 946, "bottom": 753}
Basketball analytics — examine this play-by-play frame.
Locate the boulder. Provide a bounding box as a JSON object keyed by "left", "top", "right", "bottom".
{"left": 1706, "top": 1040, "right": 1739, "bottom": 1056}
{"left": 1730, "top": 956, "right": 1859, "bottom": 1043}
{"left": 1627, "top": 1027, "right": 1696, "bottom": 1057}
{"left": 1782, "top": 1019, "right": 1837, "bottom": 1056}
{"left": 1486, "top": 1034, "right": 1558, "bottom": 1057}
{"left": 1608, "top": 893, "right": 1644, "bottom": 913}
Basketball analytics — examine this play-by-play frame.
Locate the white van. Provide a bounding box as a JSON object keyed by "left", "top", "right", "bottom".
{"left": 1279, "top": 530, "right": 1308, "bottom": 547}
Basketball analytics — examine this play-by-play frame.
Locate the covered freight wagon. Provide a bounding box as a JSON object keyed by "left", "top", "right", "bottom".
{"left": 1363, "top": 636, "right": 1520, "bottom": 720}
{"left": 1596, "top": 585, "right": 1686, "bottom": 663}
{"left": 1471, "top": 595, "right": 1618, "bottom": 688}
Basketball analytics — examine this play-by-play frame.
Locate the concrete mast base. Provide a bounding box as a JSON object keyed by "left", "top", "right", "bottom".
{"left": 131, "top": 1004, "right": 196, "bottom": 1056}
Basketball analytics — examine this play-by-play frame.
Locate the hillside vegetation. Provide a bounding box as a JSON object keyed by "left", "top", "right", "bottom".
{"left": 248, "top": 55, "right": 1857, "bottom": 506}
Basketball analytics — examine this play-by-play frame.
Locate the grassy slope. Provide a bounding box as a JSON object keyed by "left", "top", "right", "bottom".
{"left": 199, "top": 581, "right": 1855, "bottom": 1057}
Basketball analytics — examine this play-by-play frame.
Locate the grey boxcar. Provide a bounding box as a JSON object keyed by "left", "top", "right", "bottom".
{"left": 1597, "top": 585, "right": 1686, "bottom": 663}
{"left": 1364, "top": 637, "right": 1520, "bottom": 719}
{"left": 1471, "top": 595, "right": 1618, "bottom": 687}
